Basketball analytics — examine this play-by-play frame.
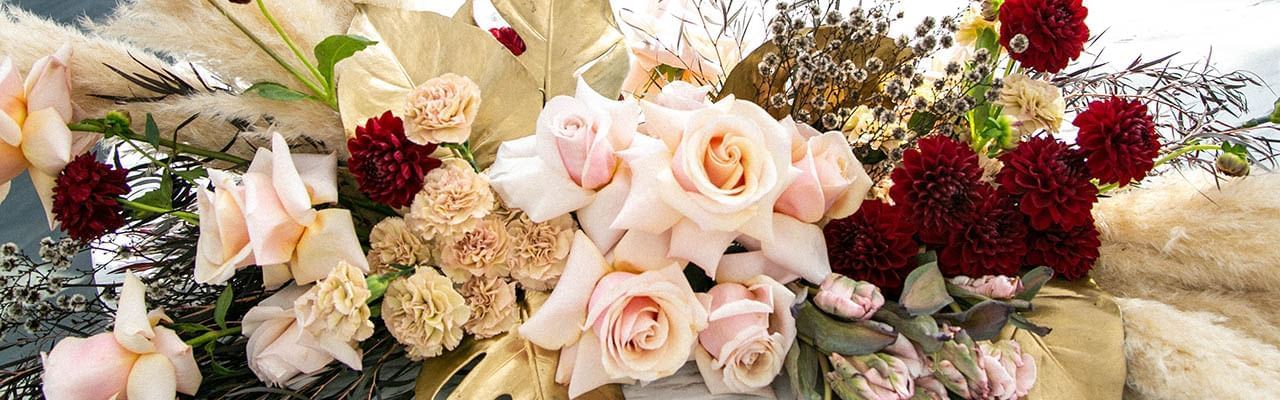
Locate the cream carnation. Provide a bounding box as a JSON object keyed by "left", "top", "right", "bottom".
{"left": 439, "top": 215, "right": 511, "bottom": 283}
{"left": 406, "top": 158, "right": 495, "bottom": 240}
{"left": 294, "top": 261, "right": 374, "bottom": 345}
{"left": 460, "top": 277, "right": 518, "bottom": 338}
{"left": 382, "top": 268, "right": 471, "bottom": 360}
{"left": 366, "top": 217, "right": 430, "bottom": 274}
{"left": 997, "top": 74, "right": 1065, "bottom": 136}
{"left": 506, "top": 212, "right": 575, "bottom": 291}
{"left": 403, "top": 73, "right": 481, "bottom": 145}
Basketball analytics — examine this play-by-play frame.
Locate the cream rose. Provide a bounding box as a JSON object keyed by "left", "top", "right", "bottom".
{"left": 381, "top": 267, "right": 471, "bottom": 360}
{"left": 520, "top": 231, "right": 707, "bottom": 398}
{"left": 366, "top": 217, "right": 430, "bottom": 274}
{"left": 460, "top": 276, "right": 518, "bottom": 338}
{"left": 195, "top": 170, "right": 255, "bottom": 284}
{"left": 506, "top": 212, "right": 575, "bottom": 291}
{"left": 407, "top": 158, "right": 495, "bottom": 240}
{"left": 242, "top": 284, "right": 361, "bottom": 386}
{"left": 403, "top": 73, "right": 480, "bottom": 145}
{"left": 694, "top": 276, "right": 796, "bottom": 396}
{"left": 776, "top": 119, "right": 874, "bottom": 223}
{"left": 439, "top": 215, "right": 511, "bottom": 283}
{"left": 487, "top": 79, "right": 637, "bottom": 250}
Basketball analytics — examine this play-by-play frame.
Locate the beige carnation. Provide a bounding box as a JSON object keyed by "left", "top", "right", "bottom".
{"left": 506, "top": 212, "right": 575, "bottom": 291}
{"left": 403, "top": 73, "right": 481, "bottom": 145}
{"left": 997, "top": 74, "right": 1065, "bottom": 136}
{"left": 294, "top": 261, "right": 374, "bottom": 344}
{"left": 977, "top": 152, "right": 1004, "bottom": 184}
{"left": 439, "top": 215, "right": 511, "bottom": 283}
{"left": 382, "top": 268, "right": 471, "bottom": 360}
{"left": 406, "top": 158, "right": 495, "bottom": 240}
{"left": 367, "top": 217, "right": 431, "bottom": 274}
{"left": 460, "top": 277, "right": 518, "bottom": 338}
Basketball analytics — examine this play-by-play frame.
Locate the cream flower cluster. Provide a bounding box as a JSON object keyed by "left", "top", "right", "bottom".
{"left": 382, "top": 267, "right": 471, "bottom": 360}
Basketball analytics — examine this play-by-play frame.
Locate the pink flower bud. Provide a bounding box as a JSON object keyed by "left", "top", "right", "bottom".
{"left": 814, "top": 274, "right": 884, "bottom": 320}
{"left": 949, "top": 275, "right": 1024, "bottom": 299}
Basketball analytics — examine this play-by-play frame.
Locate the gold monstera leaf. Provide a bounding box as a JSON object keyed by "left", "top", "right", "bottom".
{"left": 415, "top": 291, "right": 623, "bottom": 400}
{"left": 479, "top": 0, "right": 631, "bottom": 101}
{"left": 337, "top": 4, "right": 542, "bottom": 167}
{"left": 1001, "top": 280, "right": 1127, "bottom": 399}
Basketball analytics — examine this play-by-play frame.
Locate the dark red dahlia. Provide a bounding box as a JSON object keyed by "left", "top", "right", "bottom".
{"left": 489, "top": 27, "right": 527, "bottom": 56}
{"left": 52, "top": 154, "right": 130, "bottom": 242}
{"left": 998, "top": 0, "right": 1090, "bottom": 73}
{"left": 938, "top": 192, "right": 1029, "bottom": 277}
{"left": 824, "top": 200, "right": 920, "bottom": 293}
{"left": 348, "top": 111, "right": 442, "bottom": 208}
{"left": 1025, "top": 220, "right": 1101, "bottom": 280}
{"left": 997, "top": 136, "right": 1098, "bottom": 230}
{"left": 1074, "top": 97, "right": 1159, "bottom": 186}
{"left": 889, "top": 136, "right": 986, "bottom": 245}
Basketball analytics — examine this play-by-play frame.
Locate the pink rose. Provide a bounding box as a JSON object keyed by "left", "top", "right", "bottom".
{"left": 194, "top": 170, "right": 255, "bottom": 284}
{"left": 0, "top": 44, "right": 99, "bottom": 229}
{"left": 42, "top": 272, "right": 201, "bottom": 399}
{"left": 648, "top": 81, "right": 712, "bottom": 111}
{"left": 694, "top": 276, "right": 796, "bottom": 396}
{"left": 775, "top": 119, "right": 873, "bottom": 223}
{"left": 519, "top": 231, "right": 706, "bottom": 398}
{"left": 488, "top": 79, "right": 639, "bottom": 250}
{"left": 950, "top": 275, "right": 1024, "bottom": 300}
{"left": 814, "top": 274, "right": 885, "bottom": 320}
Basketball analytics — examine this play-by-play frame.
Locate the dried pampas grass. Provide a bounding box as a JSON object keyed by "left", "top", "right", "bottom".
{"left": 1117, "top": 298, "right": 1280, "bottom": 400}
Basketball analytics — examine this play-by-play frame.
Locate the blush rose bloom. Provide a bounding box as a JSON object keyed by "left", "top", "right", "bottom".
{"left": 775, "top": 118, "right": 873, "bottom": 224}
{"left": 242, "top": 284, "right": 365, "bottom": 386}
{"left": 519, "top": 231, "right": 706, "bottom": 398}
{"left": 402, "top": 73, "right": 481, "bottom": 145}
{"left": 240, "top": 133, "right": 368, "bottom": 288}
{"left": 0, "top": 45, "right": 99, "bottom": 229}
{"left": 693, "top": 276, "right": 796, "bottom": 396}
{"left": 194, "top": 170, "right": 255, "bottom": 284}
{"left": 42, "top": 272, "right": 201, "bottom": 400}
{"left": 488, "top": 79, "right": 639, "bottom": 250}
{"left": 614, "top": 97, "right": 830, "bottom": 282}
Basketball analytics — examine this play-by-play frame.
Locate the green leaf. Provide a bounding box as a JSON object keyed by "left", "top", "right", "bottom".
{"left": 245, "top": 81, "right": 310, "bottom": 101}
{"left": 786, "top": 341, "right": 824, "bottom": 400}
{"left": 1010, "top": 313, "right": 1053, "bottom": 336}
{"left": 876, "top": 309, "right": 947, "bottom": 353}
{"left": 214, "top": 286, "right": 234, "bottom": 330}
{"left": 144, "top": 114, "right": 160, "bottom": 147}
{"left": 935, "top": 300, "right": 1014, "bottom": 341}
{"left": 796, "top": 301, "right": 897, "bottom": 356}
{"left": 131, "top": 173, "right": 174, "bottom": 218}
{"left": 313, "top": 34, "right": 377, "bottom": 90}
{"left": 907, "top": 111, "right": 939, "bottom": 135}
{"left": 899, "top": 261, "right": 954, "bottom": 315}
{"left": 1016, "top": 266, "right": 1055, "bottom": 301}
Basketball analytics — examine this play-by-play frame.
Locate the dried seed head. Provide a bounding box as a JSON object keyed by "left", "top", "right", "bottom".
{"left": 1009, "top": 34, "right": 1030, "bottom": 54}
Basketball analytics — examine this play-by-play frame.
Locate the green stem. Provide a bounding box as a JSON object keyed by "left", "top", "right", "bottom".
{"left": 70, "top": 122, "right": 251, "bottom": 165}
{"left": 442, "top": 142, "right": 480, "bottom": 172}
{"left": 118, "top": 198, "right": 200, "bottom": 224}
{"left": 1097, "top": 143, "right": 1221, "bottom": 193}
{"left": 205, "top": 0, "right": 329, "bottom": 106}
{"left": 185, "top": 326, "right": 242, "bottom": 347}
{"left": 254, "top": 0, "right": 327, "bottom": 94}
{"left": 819, "top": 354, "right": 833, "bottom": 400}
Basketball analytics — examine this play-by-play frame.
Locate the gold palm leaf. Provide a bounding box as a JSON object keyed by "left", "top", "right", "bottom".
{"left": 482, "top": 0, "right": 631, "bottom": 101}
{"left": 1002, "top": 280, "right": 1127, "bottom": 399}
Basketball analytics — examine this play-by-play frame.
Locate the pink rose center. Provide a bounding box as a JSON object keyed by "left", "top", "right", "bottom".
{"left": 612, "top": 297, "right": 669, "bottom": 353}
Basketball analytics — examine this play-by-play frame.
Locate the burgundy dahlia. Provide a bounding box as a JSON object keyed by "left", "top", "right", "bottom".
{"left": 889, "top": 136, "right": 986, "bottom": 245}
{"left": 52, "top": 154, "right": 130, "bottom": 242}
{"left": 997, "top": 136, "right": 1097, "bottom": 230}
{"left": 824, "top": 200, "right": 920, "bottom": 293}
{"left": 998, "top": 0, "right": 1090, "bottom": 73}
{"left": 1074, "top": 97, "right": 1159, "bottom": 186}
{"left": 489, "top": 27, "right": 527, "bottom": 56}
{"left": 348, "top": 111, "right": 442, "bottom": 208}
{"left": 938, "top": 192, "right": 1029, "bottom": 278}
{"left": 1025, "top": 220, "right": 1101, "bottom": 280}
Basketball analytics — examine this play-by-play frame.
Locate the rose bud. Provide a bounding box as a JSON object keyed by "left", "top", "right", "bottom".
{"left": 814, "top": 273, "right": 885, "bottom": 320}
{"left": 1215, "top": 151, "right": 1250, "bottom": 177}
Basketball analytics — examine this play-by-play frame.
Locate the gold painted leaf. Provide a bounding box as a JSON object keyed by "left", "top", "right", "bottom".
{"left": 488, "top": 0, "right": 631, "bottom": 101}
{"left": 1001, "top": 280, "right": 1127, "bottom": 400}
{"left": 414, "top": 291, "right": 624, "bottom": 400}
{"left": 336, "top": 4, "right": 542, "bottom": 167}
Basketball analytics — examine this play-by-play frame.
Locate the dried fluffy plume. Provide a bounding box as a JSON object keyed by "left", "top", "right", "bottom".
{"left": 1117, "top": 298, "right": 1280, "bottom": 400}
{"left": 87, "top": 0, "right": 353, "bottom": 150}
{"left": 1092, "top": 171, "right": 1280, "bottom": 293}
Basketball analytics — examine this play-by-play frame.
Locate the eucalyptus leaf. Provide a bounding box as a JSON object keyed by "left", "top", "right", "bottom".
{"left": 935, "top": 300, "right": 1014, "bottom": 341}
{"left": 899, "top": 262, "right": 954, "bottom": 315}
{"left": 244, "top": 82, "right": 310, "bottom": 101}
{"left": 1017, "top": 266, "right": 1055, "bottom": 301}
{"left": 314, "top": 34, "right": 377, "bottom": 90}
{"left": 786, "top": 341, "right": 824, "bottom": 400}
{"left": 214, "top": 286, "right": 234, "bottom": 330}
{"left": 796, "top": 301, "right": 897, "bottom": 356}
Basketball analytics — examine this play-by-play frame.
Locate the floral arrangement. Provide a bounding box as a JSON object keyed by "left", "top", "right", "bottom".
{"left": 0, "top": 0, "right": 1276, "bottom": 399}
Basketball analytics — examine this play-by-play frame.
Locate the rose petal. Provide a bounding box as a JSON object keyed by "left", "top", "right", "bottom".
{"left": 243, "top": 159, "right": 305, "bottom": 266}
{"left": 759, "top": 213, "right": 830, "bottom": 283}
{"left": 488, "top": 137, "right": 594, "bottom": 222}
{"left": 41, "top": 333, "right": 135, "bottom": 400}
{"left": 291, "top": 209, "right": 369, "bottom": 285}
{"left": 0, "top": 140, "right": 26, "bottom": 190}
{"left": 566, "top": 330, "right": 635, "bottom": 398}
{"left": 519, "top": 231, "right": 609, "bottom": 350}
{"left": 0, "top": 58, "right": 23, "bottom": 146}
{"left": 577, "top": 173, "right": 630, "bottom": 252}
{"left": 29, "top": 170, "right": 59, "bottom": 229}
{"left": 714, "top": 251, "right": 800, "bottom": 284}
{"left": 126, "top": 353, "right": 178, "bottom": 400}
{"left": 20, "top": 107, "right": 73, "bottom": 175}
{"left": 610, "top": 229, "right": 675, "bottom": 273}
{"left": 775, "top": 146, "right": 825, "bottom": 223}
{"left": 23, "top": 44, "right": 74, "bottom": 122}
{"left": 152, "top": 327, "right": 202, "bottom": 395}
{"left": 668, "top": 219, "right": 737, "bottom": 278}
{"left": 268, "top": 134, "right": 319, "bottom": 226}
{"left": 612, "top": 135, "right": 683, "bottom": 233}
{"left": 115, "top": 272, "right": 157, "bottom": 354}
{"left": 292, "top": 153, "right": 338, "bottom": 206}
{"left": 261, "top": 264, "right": 293, "bottom": 290}
{"left": 0, "top": 181, "right": 9, "bottom": 204}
